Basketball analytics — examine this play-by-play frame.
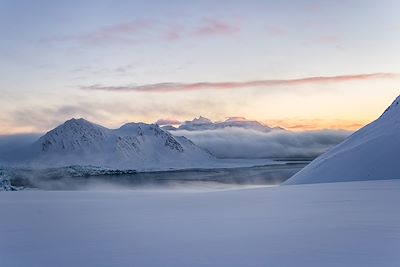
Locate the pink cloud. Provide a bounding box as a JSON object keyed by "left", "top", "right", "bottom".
{"left": 100, "top": 20, "right": 154, "bottom": 34}
{"left": 47, "top": 18, "right": 239, "bottom": 45}
{"left": 48, "top": 20, "right": 155, "bottom": 45}
{"left": 194, "top": 19, "right": 239, "bottom": 37}
{"left": 304, "top": 3, "right": 322, "bottom": 13}
{"left": 303, "top": 35, "right": 344, "bottom": 50}
{"left": 81, "top": 73, "right": 400, "bottom": 93}
{"left": 164, "top": 31, "right": 181, "bottom": 41}
{"left": 316, "top": 35, "right": 340, "bottom": 44}
{"left": 225, "top": 117, "right": 248, "bottom": 122}
{"left": 266, "top": 26, "right": 285, "bottom": 37}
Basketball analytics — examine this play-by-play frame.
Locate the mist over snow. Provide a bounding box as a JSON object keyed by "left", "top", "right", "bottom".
{"left": 0, "top": 134, "right": 41, "bottom": 151}
{"left": 171, "top": 128, "right": 351, "bottom": 158}
{"left": 0, "top": 134, "right": 42, "bottom": 163}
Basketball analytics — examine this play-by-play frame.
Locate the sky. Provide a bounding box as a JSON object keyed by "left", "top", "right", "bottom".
{"left": 1, "top": 0, "right": 400, "bottom": 134}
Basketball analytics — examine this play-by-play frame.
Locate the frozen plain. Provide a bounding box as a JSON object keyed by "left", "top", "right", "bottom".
{"left": 1, "top": 179, "right": 400, "bottom": 267}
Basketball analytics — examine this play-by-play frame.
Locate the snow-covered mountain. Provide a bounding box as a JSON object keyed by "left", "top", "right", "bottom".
{"left": 20, "top": 118, "right": 214, "bottom": 170}
{"left": 176, "top": 116, "right": 215, "bottom": 131}
{"left": 175, "top": 116, "right": 278, "bottom": 132}
{"left": 285, "top": 95, "right": 400, "bottom": 184}
{"left": 161, "top": 125, "right": 178, "bottom": 131}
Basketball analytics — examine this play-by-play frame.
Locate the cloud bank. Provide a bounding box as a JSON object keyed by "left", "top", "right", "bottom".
{"left": 81, "top": 73, "right": 399, "bottom": 93}
{"left": 172, "top": 128, "right": 351, "bottom": 158}
{"left": 0, "top": 134, "right": 41, "bottom": 164}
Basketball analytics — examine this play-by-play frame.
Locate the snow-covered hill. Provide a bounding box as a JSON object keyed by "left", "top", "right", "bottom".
{"left": 285, "top": 95, "right": 400, "bottom": 184}
{"left": 21, "top": 118, "right": 214, "bottom": 170}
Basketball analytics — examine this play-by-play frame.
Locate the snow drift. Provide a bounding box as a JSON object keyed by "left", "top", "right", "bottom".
{"left": 286, "top": 95, "right": 400, "bottom": 184}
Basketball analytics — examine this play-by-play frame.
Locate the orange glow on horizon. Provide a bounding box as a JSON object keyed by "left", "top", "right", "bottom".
{"left": 0, "top": 117, "right": 372, "bottom": 136}
{"left": 265, "top": 118, "right": 370, "bottom": 132}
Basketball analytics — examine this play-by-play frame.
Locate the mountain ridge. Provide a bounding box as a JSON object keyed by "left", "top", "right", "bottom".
{"left": 16, "top": 118, "right": 214, "bottom": 170}
{"left": 285, "top": 94, "right": 400, "bottom": 184}
{"left": 170, "top": 116, "right": 280, "bottom": 132}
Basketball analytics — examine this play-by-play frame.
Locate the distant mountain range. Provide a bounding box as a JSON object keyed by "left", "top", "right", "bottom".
{"left": 161, "top": 116, "right": 284, "bottom": 132}
{"left": 0, "top": 114, "right": 351, "bottom": 178}
{"left": 286, "top": 95, "right": 400, "bottom": 184}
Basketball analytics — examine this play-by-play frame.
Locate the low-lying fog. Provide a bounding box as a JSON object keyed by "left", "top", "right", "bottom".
{"left": 172, "top": 128, "right": 350, "bottom": 158}
{"left": 0, "top": 130, "right": 329, "bottom": 191}
{"left": 7, "top": 162, "right": 308, "bottom": 191}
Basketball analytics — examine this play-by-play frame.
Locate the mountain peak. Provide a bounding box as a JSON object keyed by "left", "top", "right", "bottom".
{"left": 190, "top": 116, "right": 212, "bottom": 124}
{"left": 65, "top": 117, "right": 89, "bottom": 123}
{"left": 119, "top": 122, "right": 153, "bottom": 129}
{"left": 37, "top": 118, "right": 109, "bottom": 154}
{"left": 381, "top": 94, "right": 400, "bottom": 117}
{"left": 61, "top": 118, "right": 98, "bottom": 128}
{"left": 179, "top": 117, "right": 213, "bottom": 129}
{"left": 175, "top": 116, "right": 273, "bottom": 132}
{"left": 117, "top": 122, "right": 162, "bottom": 136}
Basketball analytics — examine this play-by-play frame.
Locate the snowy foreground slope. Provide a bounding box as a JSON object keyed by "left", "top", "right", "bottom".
{"left": 1, "top": 180, "right": 400, "bottom": 267}
{"left": 286, "top": 95, "right": 400, "bottom": 184}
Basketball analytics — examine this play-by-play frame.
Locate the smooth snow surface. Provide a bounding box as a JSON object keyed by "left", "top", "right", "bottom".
{"left": 286, "top": 95, "right": 400, "bottom": 184}
{"left": 1, "top": 179, "right": 400, "bottom": 267}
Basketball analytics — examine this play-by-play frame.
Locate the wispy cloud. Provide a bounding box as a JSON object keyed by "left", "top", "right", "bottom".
{"left": 49, "top": 20, "right": 155, "bottom": 45}
{"left": 163, "top": 30, "right": 182, "bottom": 42}
{"left": 266, "top": 25, "right": 286, "bottom": 37}
{"left": 194, "top": 19, "right": 239, "bottom": 36}
{"left": 1, "top": 96, "right": 225, "bottom": 134}
{"left": 47, "top": 19, "right": 239, "bottom": 46}
{"left": 315, "top": 35, "right": 340, "bottom": 44}
{"left": 304, "top": 3, "right": 322, "bottom": 13}
{"left": 81, "top": 73, "right": 400, "bottom": 93}
{"left": 303, "top": 35, "right": 344, "bottom": 49}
